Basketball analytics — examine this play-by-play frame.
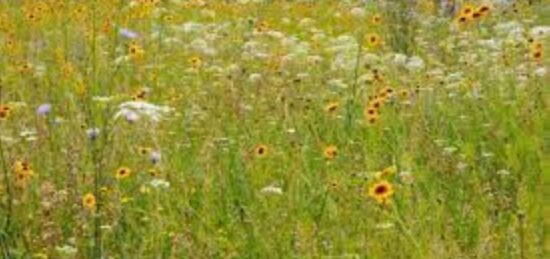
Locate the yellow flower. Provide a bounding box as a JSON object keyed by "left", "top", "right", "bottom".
{"left": 459, "top": 4, "right": 475, "bottom": 18}
{"left": 323, "top": 145, "right": 338, "bottom": 160}
{"left": 148, "top": 168, "right": 161, "bottom": 177}
{"left": 365, "top": 33, "right": 381, "bottom": 48}
{"left": 132, "top": 88, "right": 148, "bottom": 101}
{"left": 189, "top": 56, "right": 203, "bottom": 69}
{"left": 399, "top": 90, "right": 410, "bottom": 100}
{"left": 371, "top": 14, "right": 382, "bottom": 25}
{"left": 381, "top": 165, "right": 397, "bottom": 177}
{"left": 254, "top": 144, "right": 268, "bottom": 157}
{"left": 115, "top": 167, "right": 132, "bottom": 180}
{"left": 82, "top": 193, "right": 96, "bottom": 210}
{"left": 325, "top": 101, "right": 340, "bottom": 113}
{"left": 138, "top": 146, "right": 152, "bottom": 156}
{"left": 0, "top": 104, "right": 12, "bottom": 120}
{"left": 255, "top": 21, "right": 269, "bottom": 33}
{"left": 368, "top": 180, "right": 394, "bottom": 204}
{"left": 365, "top": 112, "right": 379, "bottom": 125}
{"left": 128, "top": 42, "right": 145, "bottom": 60}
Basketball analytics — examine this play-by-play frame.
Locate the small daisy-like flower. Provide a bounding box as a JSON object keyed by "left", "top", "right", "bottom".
{"left": 115, "top": 167, "right": 132, "bottom": 180}
{"left": 13, "top": 160, "right": 32, "bottom": 173}
{"left": 189, "top": 56, "right": 203, "bottom": 69}
{"left": 476, "top": 4, "right": 490, "bottom": 17}
{"left": 138, "top": 146, "right": 152, "bottom": 156}
{"left": 13, "top": 160, "right": 34, "bottom": 188}
{"left": 371, "top": 14, "right": 382, "bottom": 25}
{"left": 254, "top": 21, "right": 269, "bottom": 33}
{"left": 459, "top": 4, "right": 475, "bottom": 17}
{"left": 399, "top": 90, "right": 410, "bottom": 100}
{"left": 0, "top": 104, "right": 12, "bottom": 120}
{"left": 365, "top": 33, "right": 381, "bottom": 48}
{"left": 323, "top": 145, "right": 338, "bottom": 160}
{"left": 82, "top": 193, "right": 96, "bottom": 210}
{"left": 366, "top": 112, "right": 379, "bottom": 125}
{"left": 325, "top": 101, "right": 340, "bottom": 113}
{"left": 368, "top": 180, "right": 394, "bottom": 204}
{"left": 128, "top": 42, "right": 145, "bottom": 60}
{"left": 148, "top": 168, "right": 161, "bottom": 177}
{"left": 364, "top": 105, "right": 378, "bottom": 117}
{"left": 254, "top": 144, "right": 268, "bottom": 157}
{"left": 17, "top": 61, "right": 33, "bottom": 74}
{"left": 132, "top": 88, "right": 148, "bottom": 101}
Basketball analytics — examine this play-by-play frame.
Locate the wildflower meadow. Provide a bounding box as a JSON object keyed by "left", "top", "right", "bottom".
{"left": 0, "top": 0, "right": 547, "bottom": 258}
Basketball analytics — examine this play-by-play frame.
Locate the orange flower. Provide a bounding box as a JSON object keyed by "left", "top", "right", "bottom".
{"left": 323, "top": 145, "right": 338, "bottom": 160}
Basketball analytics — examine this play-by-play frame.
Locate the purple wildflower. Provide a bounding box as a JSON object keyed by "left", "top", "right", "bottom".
{"left": 36, "top": 103, "right": 52, "bottom": 116}
{"left": 86, "top": 128, "right": 100, "bottom": 140}
{"left": 150, "top": 150, "right": 161, "bottom": 164}
{"left": 119, "top": 28, "right": 139, "bottom": 39}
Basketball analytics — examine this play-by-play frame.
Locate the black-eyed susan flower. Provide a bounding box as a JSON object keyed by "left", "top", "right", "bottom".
{"left": 189, "top": 56, "right": 203, "bottom": 69}
{"left": 13, "top": 160, "right": 34, "bottom": 188}
{"left": 132, "top": 88, "right": 148, "bottom": 101}
{"left": 459, "top": 4, "right": 475, "bottom": 18}
{"left": 17, "top": 61, "right": 33, "bottom": 74}
{"left": 325, "top": 101, "right": 340, "bottom": 113}
{"left": 366, "top": 112, "right": 379, "bottom": 125}
{"left": 0, "top": 104, "right": 12, "bottom": 120}
{"left": 115, "top": 167, "right": 132, "bottom": 180}
{"left": 530, "top": 41, "right": 543, "bottom": 62}
{"left": 365, "top": 33, "right": 381, "bottom": 48}
{"left": 379, "top": 87, "right": 394, "bottom": 96}
{"left": 254, "top": 21, "right": 269, "bottom": 33}
{"left": 128, "top": 42, "right": 145, "bottom": 60}
{"left": 371, "top": 14, "right": 382, "bottom": 25}
{"left": 399, "top": 90, "right": 410, "bottom": 100}
{"left": 368, "top": 180, "right": 394, "bottom": 204}
{"left": 364, "top": 105, "right": 378, "bottom": 117}
{"left": 254, "top": 144, "right": 268, "bottom": 157}
{"left": 323, "top": 145, "right": 338, "bottom": 160}
{"left": 476, "top": 4, "right": 491, "bottom": 18}
{"left": 82, "top": 193, "right": 96, "bottom": 210}
{"left": 148, "top": 168, "right": 161, "bottom": 177}
{"left": 138, "top": 146, "right": 152, "bottom": 156}
{"left": 369, "top": 97, "right": 384, "bottom": 109}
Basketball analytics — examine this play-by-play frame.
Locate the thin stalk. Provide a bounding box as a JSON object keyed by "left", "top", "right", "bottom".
{"left": 0, "top": 85, "right": 13, "bottom": 258}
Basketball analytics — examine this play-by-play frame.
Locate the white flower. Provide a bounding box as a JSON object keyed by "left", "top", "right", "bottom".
{"left": 260, "top": 185, "right": 283, "bottom": 195}
{"left": 114, "top": 101, "right": 173, "bottom": 122}
{"left": 150, "top": 179, "right": 170, "bottom": 189}
{"left": 534, "top": 67, "right": 547, "bottom": 77}
{"left": 350, "top": 7, "right": 366, "bottom": 18}
{"left": 405, "top": 56, "right": 425, "bottom": 71}
{"left": 392, "top": 53, "right": 408, "bottom": 66}
{"left": 530, "top": 26, "right": 550, "bottom": 38}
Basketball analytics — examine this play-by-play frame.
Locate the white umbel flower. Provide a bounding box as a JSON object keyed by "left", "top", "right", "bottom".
{"left": 114, "top": 101, "right": 173, "bottom": 122}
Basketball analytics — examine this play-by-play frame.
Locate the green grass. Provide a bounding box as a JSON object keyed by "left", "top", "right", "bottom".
{"left": 0, "top": 0, "right": 547, "bottom": 258}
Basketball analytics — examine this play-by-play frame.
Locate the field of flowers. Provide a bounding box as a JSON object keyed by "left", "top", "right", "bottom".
{"left": 0, "top": 0, "right": 547, "bottom": 258}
